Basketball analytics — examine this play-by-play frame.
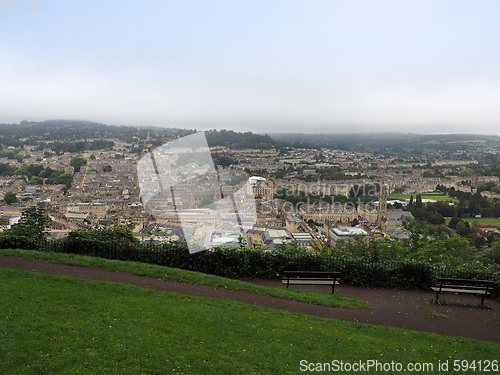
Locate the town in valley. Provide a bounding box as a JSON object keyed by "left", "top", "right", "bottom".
{"left": 1, "top": 120, "right": 500, "bottom": 252}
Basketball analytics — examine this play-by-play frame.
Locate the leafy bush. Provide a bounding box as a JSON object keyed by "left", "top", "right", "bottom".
{"left": 3, "top": 221, "right": 498, "bottom": 293}
{"left": 57, "top": 226, "right": 139, "bottom": 259}
{"left": 37, "top": 239, "right": 479, "bottom": 291}
{"left": 0, "top": 202, "right": 51, "bottom": 249}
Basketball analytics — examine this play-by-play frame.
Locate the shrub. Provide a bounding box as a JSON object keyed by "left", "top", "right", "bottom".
{"left": 5, "top": 229, "right": 498, "bottom": 293}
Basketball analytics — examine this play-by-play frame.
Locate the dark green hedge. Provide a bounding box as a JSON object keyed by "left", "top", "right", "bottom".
{"left": 2, "top": 238, "right": 498, "bottom": 294}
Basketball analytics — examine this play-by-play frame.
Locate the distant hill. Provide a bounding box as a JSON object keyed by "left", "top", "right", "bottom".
{"left": 0, "top": 120, "right": 312, "bottom": 150}
{"left": 3, "top": 120, "right": 498, "bottom": 154}
{"left": 0, "top": 120, "right": 158, "bottom": 145}
{"left": 269, "top": 133, "right": 500, "bottom": 155}
{"left": 204, "top": 129, "right": 315, "bottom": 150}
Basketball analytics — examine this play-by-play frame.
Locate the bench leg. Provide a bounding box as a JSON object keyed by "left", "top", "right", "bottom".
{"left": 286, "top": 277, "right": 290, "bottom": 289}
{"left": 481, "top": 295, "right": 485, "bottom": 306}
{"left": 435, "top": 291, "right": 440, "bottom": 302}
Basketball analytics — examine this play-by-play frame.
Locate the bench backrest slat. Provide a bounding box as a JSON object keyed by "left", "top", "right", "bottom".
{"left": 436, "top": 278, "right": 494, "bottom": 285}
{"left": 439, "top": 285, "right": 490, "bottom": 290}
{"left": 283, "top": 271, "right": 340, "bottom": 275}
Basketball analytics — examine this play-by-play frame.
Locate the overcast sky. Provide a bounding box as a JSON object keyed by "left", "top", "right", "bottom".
{"left": 1, "top": 0, "right": 499, "bottom": 134}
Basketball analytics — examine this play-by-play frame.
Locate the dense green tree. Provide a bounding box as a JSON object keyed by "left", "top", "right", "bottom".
{"left": 448, "top": 217, "right": 461, "bottom": 229}
{"left": 52, "top": 172, "right": 73, "bottom": 188}
{"left": 403, "top": 218, "right": 431, "bottom": 253}
{"left": 487, "top": 232, "right": 500, "bottom": 246}
{"left": 455, "top": 221, "right": 472, "bottom": 237}
{"left": 460, "top": 168, "right": 474, "bottom": 177}
{"left": 3, "top": 191, "right": 18, "bottom": 205}
{"left": 70, "top": 156, "right": 87, "bottom": 173}
{"left": 349, "top": 183, "right": 379, "bottom": 197}
{"left": 415, "top": 194, "right": 423, "bottom": 209}
{"left": 0, "top": 163, "right": 17, "bottom": 176}
{"left": 212, "top": 153, "right": 238, "bottom": 167}
{"left": 311, "top": 167, "right": 347, "bottom": 181}
{"left": 1, "top": 202, "right": 51, "bottom": 248}
{"left": 39, "top": 167, "right": 55, "bottom": 179}
{"left": 467, "top": 233, "right": 486, "bottom": 248}
{"left": 90, "top": 139, "right": 114, "bottom": 150}
{"left": 27, "top": 177, "right": 43, "bottom": 185}
{"left": 205, "top": 129, "right": 277, "bottom": 149}
{"left": 15, "top": 154, "right": 26, "bottom": 163}
{"left": 391, "top": 201, "right": 403, "bottom": 209}
{"left": 479, "top": 241, "right": 500, "bottom": 265}
{"left": 0, "top": 148, "right": 17, "bottom": 158}
{"left": 63, "top": 226, "right": 139, "bottom": 255}
{"left": 333, "top": 194, "right": 348, "bottom": 203}
{"left": 14, "top": 165, "right": 30, "bottom": 176}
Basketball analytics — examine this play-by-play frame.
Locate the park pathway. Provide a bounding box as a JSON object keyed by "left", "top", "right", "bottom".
{"left": 0, "top": 254, "right": 498, "bottom": 343}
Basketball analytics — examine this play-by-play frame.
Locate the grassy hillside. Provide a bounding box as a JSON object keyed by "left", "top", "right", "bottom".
{"left": 1, "top": 268, "right": 498, "bottom": 374}
{"left": 0, "top": 249, "right": 368, "bottom": 309}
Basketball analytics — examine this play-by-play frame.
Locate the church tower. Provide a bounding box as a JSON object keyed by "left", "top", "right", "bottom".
{"left": 376, "top": 181, "right": 387, "bottom": 230}
{"left": 471, "top": 173, "right": 478, "bottom": 190}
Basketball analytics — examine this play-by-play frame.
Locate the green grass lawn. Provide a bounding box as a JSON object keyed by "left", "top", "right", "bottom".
{"left": 1, "top": 269, "right": 498, "bottom": 375}
{"left": 463, "top": 217, "right": 500, "bottom": 226}
{"left": 445, "top": 217, "right": 500, "bottom": 227}
{"left": 388, "top": 192, "right": 459, "bottom": 204}
{"left": 0, "top": 249, "right": 368, "bottom": 309}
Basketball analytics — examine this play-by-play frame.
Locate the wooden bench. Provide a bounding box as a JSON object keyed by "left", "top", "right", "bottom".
{"left": 282, "top": 271, "right": 341, "bottom": 294}
{"left": 431, "top": 278, "right": 495, "bottom": 305}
